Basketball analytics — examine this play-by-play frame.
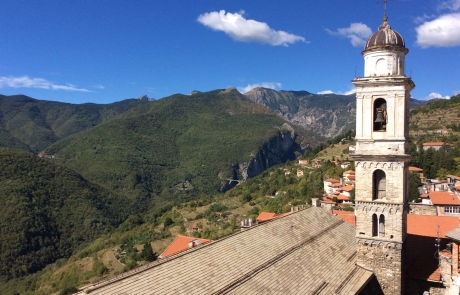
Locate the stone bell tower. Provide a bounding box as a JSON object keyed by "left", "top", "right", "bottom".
{"left": 351, "top": 15, "right": 415, "bottom": 295}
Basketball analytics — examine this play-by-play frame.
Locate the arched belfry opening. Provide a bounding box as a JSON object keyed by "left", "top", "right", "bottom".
{"left": 373, "top": 169, "right": 386, "bottom": 200}
{"left": 373, "top": 98, "right": 387, "bottom": 131}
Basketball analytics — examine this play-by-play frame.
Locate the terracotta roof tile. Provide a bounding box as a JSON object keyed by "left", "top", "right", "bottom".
{"left": 160, "top": 235, "right": 212, "bottom": 258}
{"left": 331, "top": 210, "right": 356, "bottom": 226}
{"left": 429, "top": 191, "right": 460, "bottom": 205}
{"left": 407, "top": 214, "right": 460, "bottom": 238}
{"left": 336, "top": 194, "right": 350, "bottom": 201}
{"left": 339, "top": 185, "right": 354, "bottom": 192}
{"left": 348, "top": 176, "right": 356, "bottom": 180}
{"left": 344, "top": 170, "right": 355, "bottom": 174}
{"left": 256, "top": 212, "right": 277, "bottom": 222}
{"left": 329, "top": 183, "right": 342, "bottom": 187}
{"left": 409, "top": 166, "right": 423, "bottom": 172}
{"left": 324, "top": 178, "right": 340, "bottom": 183}
{"left": 406, "top": 215, "right": 459, "bottom": 282}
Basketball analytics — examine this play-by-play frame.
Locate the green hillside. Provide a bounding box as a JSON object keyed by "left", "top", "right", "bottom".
{"left": 0, "top": 148, "right": 131, "bottom": 280}
{"left": 44, "top": 89, "right": 313, "bottom": 205}
{"left": 0, "top": 95, "right": 148, "bottom": 153}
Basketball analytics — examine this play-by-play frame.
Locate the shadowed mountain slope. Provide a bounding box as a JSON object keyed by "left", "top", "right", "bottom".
{"left": 0, "top": 148, "right": 130, "bottom": 280}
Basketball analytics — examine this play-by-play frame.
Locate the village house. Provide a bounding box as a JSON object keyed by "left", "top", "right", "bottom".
{"left": 426, "top": 179, "right": 449, "bottom": 192}
{"left": 409, "top": 166, "right": 426, "bottom": 183}
{"left": 422, "top": 141, "right": 454, "bottom": 151}
{"left": 323, "top": 177, "right": 340, "bottom": 194}
{"left": 425, "top": 191, "right": 460, "bottom": 216}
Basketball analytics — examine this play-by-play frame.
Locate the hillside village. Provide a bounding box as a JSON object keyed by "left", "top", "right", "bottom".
{"left": 1, "top": 4, "right": 460, "bottom": 295}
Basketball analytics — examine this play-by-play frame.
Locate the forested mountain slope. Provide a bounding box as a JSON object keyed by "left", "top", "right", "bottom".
{"left": 44, "top": 89, "right": 315, "bottom": 205}
{"left": 0, "top": 148, "right": 131, "bottom": 280}
{"left": 0, "top": 95, "right": 149, "bottom": 153}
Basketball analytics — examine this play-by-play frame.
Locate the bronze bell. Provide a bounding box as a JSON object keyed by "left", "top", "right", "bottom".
{"left": 375, "top": 109, "right": 385, "bottom": 123}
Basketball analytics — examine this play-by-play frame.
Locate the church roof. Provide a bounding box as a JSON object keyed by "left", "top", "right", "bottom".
{"left": 364, "top": 17, "right": 406, "bottom": 52}
{"left": 74, "top": 207, "right": 373, "bottom": 295}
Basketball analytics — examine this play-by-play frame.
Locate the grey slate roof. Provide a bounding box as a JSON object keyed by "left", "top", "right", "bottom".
{"left": 446, "top": 226, "right": 460, "bottom": 242}
{"left": 75, "top": 207, "right": 372, "bottom": 295}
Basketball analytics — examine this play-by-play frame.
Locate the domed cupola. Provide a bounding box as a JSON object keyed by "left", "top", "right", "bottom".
{"left": 364, "top": 16, "right": 407, "bottom": 53}
{"left": 362, "top": 16, "right": 408, "bottom": 77}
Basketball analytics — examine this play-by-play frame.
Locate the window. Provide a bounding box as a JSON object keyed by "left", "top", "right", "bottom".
{"left": 445, "top": 206, "right": 460, "bottom": 214}
{"left": 372, "top": 214, "right": 378, "bottom": 237}
{"left": 379, "top": 215, "right": 385, "bottom": 237}
{"left": 373, "top": 169, "right": 386, "bottom": 200}
{"left": 373, "top": 98, "right": 387, "bottom": 131}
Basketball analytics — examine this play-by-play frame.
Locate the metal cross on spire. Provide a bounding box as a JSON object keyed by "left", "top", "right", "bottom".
{"left": 378, "top": 0, "right": 393, "bottom": 21}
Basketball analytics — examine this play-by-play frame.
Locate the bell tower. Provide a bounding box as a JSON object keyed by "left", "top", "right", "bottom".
{"left": 351, "top": 14, "right": 415, "bottom": 295}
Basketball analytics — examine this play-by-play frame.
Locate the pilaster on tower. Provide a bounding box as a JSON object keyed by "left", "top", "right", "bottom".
{"left": 351, "top": 15, "right": 415, "bottom": 295}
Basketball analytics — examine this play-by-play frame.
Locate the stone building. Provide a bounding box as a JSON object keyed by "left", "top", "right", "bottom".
{"left": 351, "top": 12, "right": 415, "bottom": 294}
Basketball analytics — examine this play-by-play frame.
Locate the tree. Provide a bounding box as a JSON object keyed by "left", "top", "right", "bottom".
{"left": 408, "top": 172, "right": 421, "bottom": 202}
{"left": 349, "top": 188, "right": 355, "bottom": 203}
{"left": 436, "top": 168, "right": 448, "bottom": 180}
{"left": 164, "top": 217, "right": 174, "bottom": 227}
{"left": 140, "top": 241, "right": 157, "bottom": 262}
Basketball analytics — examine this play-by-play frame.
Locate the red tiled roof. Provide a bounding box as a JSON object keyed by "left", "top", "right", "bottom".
{"left": 336, "top": 194, "right": 350, "bottom": 201}
{"left": 347, "top": 176, "right": 356, "bottom": 180}
{"left": 406, "top": 215, "right": 459, "bottom": 282}
{"left": 324, "top": 178, "right": 340, "bottom": 183}
{"left": 423, "top": 141, "right": 453, "bottom": 147}
{"left": 429, "top": 191, "right": 460, "bottom": 205}
{"left": 160, "top": 235, "right": 212, "bottom": 257}
{"left": 329, "top": 183, "right": 342, "bottom": 187}
{"left": 409, "top": 166, "right": 423, "bottom": 172}
{"left": 256, "top": 212, "right": 277, "bottom": 222}
{"left": 339, "top": 185, "right": 354, "bottom": 192}
{"left": 407, "top": 214, "right": 460, "bottom": 238}
{"left": 343, "top": 170, "right": 355, "bottom": 175}
{"left": 420, "top": 193, "right": 429, "bottom": 198}
{"left": 321, "top": 199, "right": 336, "bottom": 204}
{"left": 454, "top": 186, "right": 460, "bottom": 191}
{"left": 331, "top": 210, "right": 356, "bottom": 226}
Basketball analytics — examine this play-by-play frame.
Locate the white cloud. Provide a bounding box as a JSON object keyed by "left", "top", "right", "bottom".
{"left": 413, "top": 14, "right": 436, "bottom": 24}
{"left": 438, "top": 0, "right": 460, "bottom": 11}
{"left": 416, "top": 13, "right": 460, "bottom": 47}
{"left": 318, "top": 89, "right": 356, "bottom": 95}
{"left": 0, "top": 76, "right": 91, "bottom": 92}
{"left": 317, "top": 90, "right": 334, "bottom": 95}
{"left": 326, "top": 23, "right": 372, "bottom": 47}
{"left": 237, "top": 82, "right": 282, "bottom": 94}
{"left": 93, "top": 84, "right": 105, "bottom": 89}
{"left": 425, "top": 92, "right": 451, "bottom": 100}
{"left": 197, "top": 10, "right": 306, "bottom": 46}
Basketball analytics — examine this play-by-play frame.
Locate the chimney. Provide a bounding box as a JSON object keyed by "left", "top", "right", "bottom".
{"left": 311, "top": 198, "right": 319, "bottom": 207}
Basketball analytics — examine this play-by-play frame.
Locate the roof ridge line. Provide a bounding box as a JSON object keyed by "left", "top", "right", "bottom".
{"left": 210, "top": 218, "right": 344, "bottom": 295}
{"left": 78, "top": 207, "right": 312, "bottom": 294}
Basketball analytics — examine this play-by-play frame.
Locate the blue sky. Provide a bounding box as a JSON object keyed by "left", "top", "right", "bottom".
{"left": 0, "top": 0, "right": 459, "bottom": 104}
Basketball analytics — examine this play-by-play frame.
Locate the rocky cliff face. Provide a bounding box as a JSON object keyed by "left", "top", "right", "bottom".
{"left": 244, "top": 88, "right": 427, "bottom": 139}
{"left": 244, "top": 88, "right": 356, "bottom": 138}
{"left": 220, "top": 125, "right": 303, "bottom": 191}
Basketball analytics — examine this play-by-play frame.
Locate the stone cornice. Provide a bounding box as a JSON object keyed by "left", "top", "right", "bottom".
{"left": 351, "top": 154, "right": 411, "bottom": 162}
